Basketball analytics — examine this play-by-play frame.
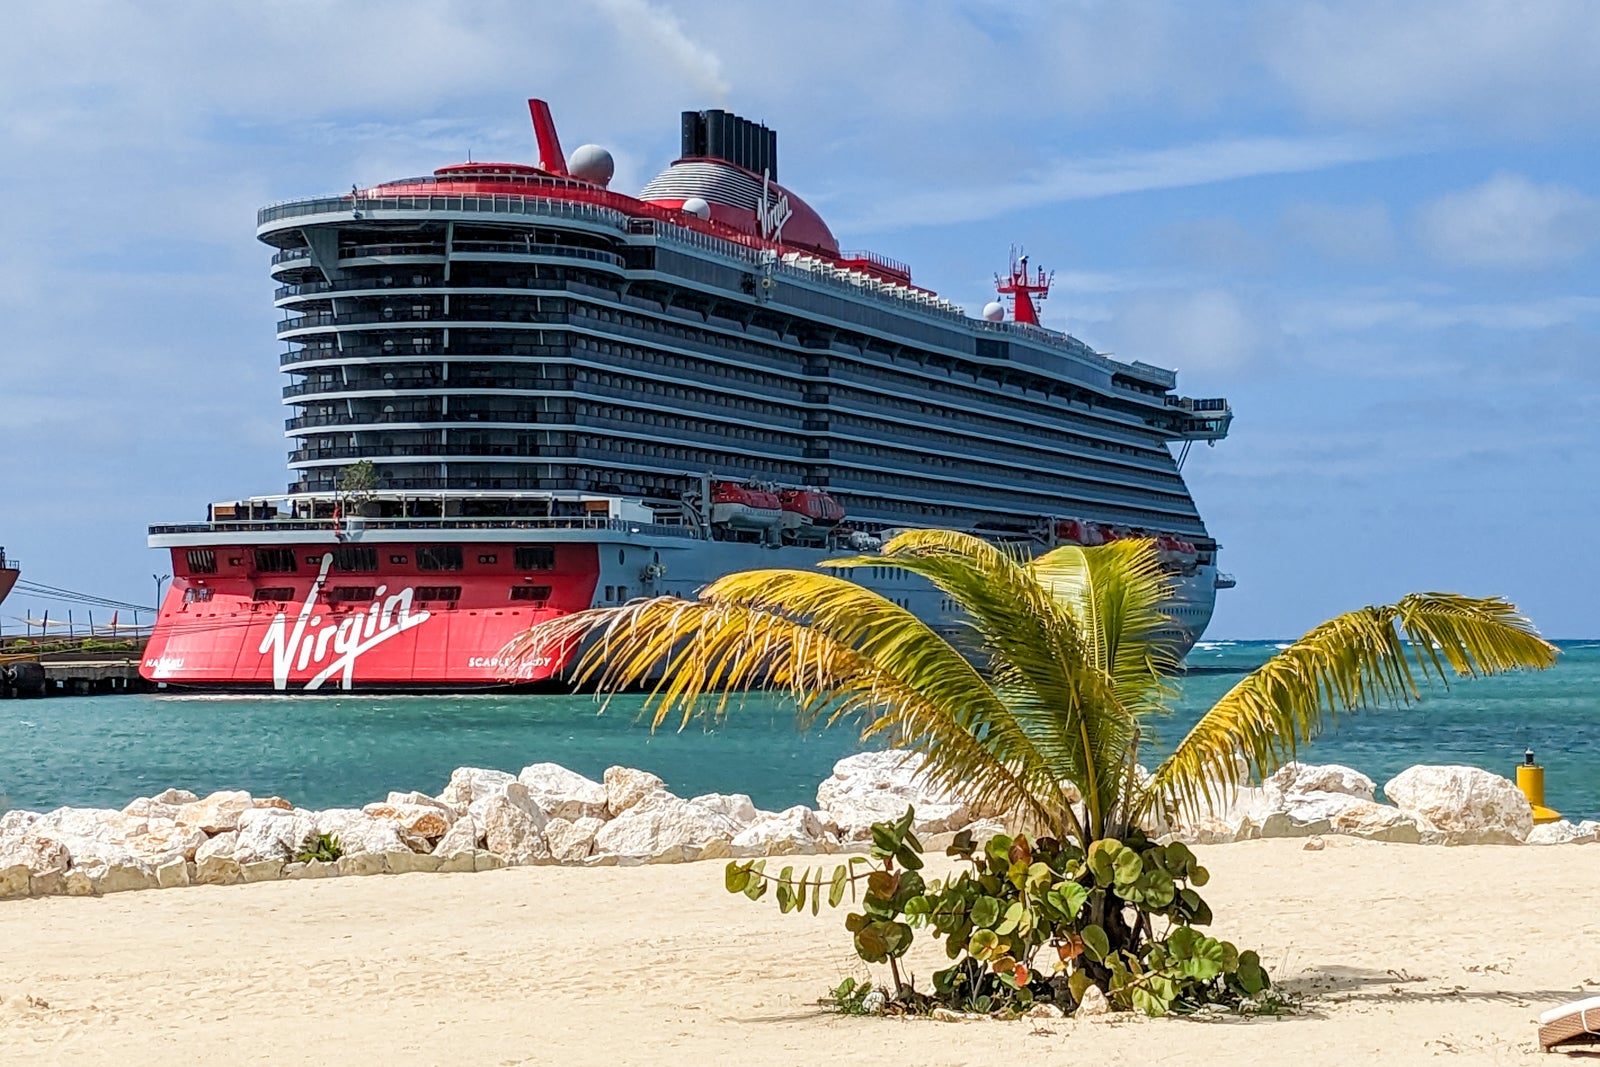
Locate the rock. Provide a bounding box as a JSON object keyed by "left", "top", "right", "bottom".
{"left": 0, "top": 809, "right": 40, "bottom": 838}
{"left": 253, "top": 796, "right": 293, "bottom": 810}
{"left": 240, "top": 860, "right": 284, "bottom": 883}
{"left": 435, "top": 850, "right": 484, "bottom": 874}
{"left": 337, "top": 853, "right": 387, "bottom": 877}
{"left": 815, "top": 751, "right": 972, "bottom": 840}
{"left": 195, "top": 831, "right": 238, "bottom": 863}
{"left": 174, "top": 790, "right": 254, "bottom": 834}
{"left": 431, "top": 814, "right": 484, "bottom": 857}
{"left": 27, "top": 807, "right": 150, "bottom": 868}
{"left": 593, "top": 795, "right": 739, "bottom": 864}
{"left": 314, "top": 809, "right": 418, "bottom": 855}
{"left": 1279, "top": 791, "right": 1369, "bottom": 825}
{"left": 1259, "top": 813, "right": 1332, "bottom": 839}
{"left": 477, "top": 791, "right": 552, "bottom": 865}
{"left": 1527, "top": 820, "right": 1599, "bottom": 846}
{"left": 63, "top": 868, "right": 96, "bottom": 896}
{"left": 234, "top": 807, "right": 319, "bottom": 863}
{"left": 91, "top": 862, "right": 156, "bottom": 894}
{"left": 384, "top": 792, "right": 458, "bottom": 821}
{"left": 1328, "top": 801, "right": 1432, "bottom": 844}
{"left": 437, "top": 767, "right": 516, "bottom": 814}
{"left": 687, "top": 793, "right": 760, "bottom": 830}
{"left": 362, "top": 803, "right": 452, "bottom": 840}
{"left": 1383, "top": 765, "right": 1533, "bottom": 844}
{"left": 0, "top": 833, "right": 71, "bottom": 877}
{"left": 930, "top": 1007, "right": 975, "bottom": 1022}
{"left": 151, "top": 788, "right": 200, "bottom": 805}
{"left": 0, "top": 863, "right": 30, "bottom": 900}
{"left": 518, "top": 763, "right": 610, "bottom": 822}
{"left": 1264, "top": 762, "right": 1376, "bottom": 803}
{"left": 1302, "top": 836, "right": 1326, "bottom": 851}
{"left": 284, "top": 859, "right": 338, "bottom": 880}
{"left": 123, "top": 797, "right": 180, "bottom": 821}
{"left": 1076, "top": 985, "right": 1112, "bottom": 1017}
{"left": 126, "top": 820, "right": 209, "bottom": 864}
{"left": 385, "top": 851, "right": 441, "bottom": 875}
{"left": 30, "top": 871, "right": 65, "bottom": 897}
{"left": 543, "top": 816, "right": 604, "bottom": 864}
{"left": 604, "top": 766, "right": 669, "bottom": 817}
{"left": 1025, "top": 1002, "right": 1065, "bottom": 1020}
{"left": 154, "top": 858, "right": 191, "bottom": 889}
{"left": 731, "top": 805, "right": 832, "bottom": 857}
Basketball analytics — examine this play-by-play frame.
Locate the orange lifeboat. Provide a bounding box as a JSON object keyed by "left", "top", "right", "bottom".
{"left": 1054, "top": 519, "right": 1106, "bottom": 546}
{"left": 1156, "top": 535, "right": 1201, "bottom": 570}
{"left": 779, "top": 488, "right": 845, "bottom": 527}
{"left": 710, "top": 481, "right": 783, "bottom": 529}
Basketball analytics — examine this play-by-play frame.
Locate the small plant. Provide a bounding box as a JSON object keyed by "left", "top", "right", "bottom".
{"left": 819, "top": 977, "right": 886, "bottom": 1016}
{"left": 727, "top": 806, "right": 1272, "bottom": 1018}
{"left": 294, "top": 833, "right": 343, "bottom": 863}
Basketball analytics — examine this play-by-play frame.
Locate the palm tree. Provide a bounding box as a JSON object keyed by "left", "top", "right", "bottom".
{"left": 500, "top": 529, "right": 1556, "bottom": 849}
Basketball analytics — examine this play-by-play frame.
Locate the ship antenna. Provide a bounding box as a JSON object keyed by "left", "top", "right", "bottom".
{"left": 993, "top": 245, "right": 1053, "bottom": 326}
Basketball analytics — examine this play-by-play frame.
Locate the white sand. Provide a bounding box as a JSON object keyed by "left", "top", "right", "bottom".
{"left": 2, "top": 838, "right": 1596, "bottom": 1065}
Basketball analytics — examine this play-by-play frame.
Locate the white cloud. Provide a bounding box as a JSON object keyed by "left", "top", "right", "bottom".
{"left": 1417, "top": 173, "right": 1600, "bottom": 269}
{"left": 1099, "top": 289, "right": 1278, "bottom": 374}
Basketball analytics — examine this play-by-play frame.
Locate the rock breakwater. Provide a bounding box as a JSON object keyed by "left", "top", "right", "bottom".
{"left": 1, "top": 754, "right": 1592, "bottom": 900}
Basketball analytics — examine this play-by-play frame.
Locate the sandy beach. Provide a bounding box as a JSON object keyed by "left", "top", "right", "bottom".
{"left": 1, "top": 838, "right": 1594, "bottom": 1065}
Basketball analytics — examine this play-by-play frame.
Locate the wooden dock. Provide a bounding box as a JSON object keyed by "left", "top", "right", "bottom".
{"left": 0, "top": 643, "right": 151, "bottom": 698}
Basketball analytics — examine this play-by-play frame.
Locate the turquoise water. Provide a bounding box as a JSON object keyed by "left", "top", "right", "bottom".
{"left": 2, "top": 641, "right": 1596, "bottom": 819}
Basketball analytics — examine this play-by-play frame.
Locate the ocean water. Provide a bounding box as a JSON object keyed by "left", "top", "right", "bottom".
{"left": 2, "top": 640, "right": 1596, "bottom": 820}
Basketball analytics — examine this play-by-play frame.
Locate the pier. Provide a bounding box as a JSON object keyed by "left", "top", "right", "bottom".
{"left": 0, "top": 639, "right": 150, "bottom": 698}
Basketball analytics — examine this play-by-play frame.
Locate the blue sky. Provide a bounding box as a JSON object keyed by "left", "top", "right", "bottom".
{"left": 1, "top": 0, "right": 1596, "bottom": 639}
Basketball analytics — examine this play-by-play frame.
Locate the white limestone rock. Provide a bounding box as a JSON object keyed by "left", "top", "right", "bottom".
{"left": 1383, "top": 765, "right": 1534, "bottom": 844}
{"left": 30, "top": 871, "right": 65, "bottom": 897}
{"left": 1264, "top": 762, "right": 1377, "bottom": 804}
{"left": 384, "top": 791, "right": 458, "bottom": 820}
{"left": 123, "top": 797, "right": 181, "bottom": 821}
{"left": 1527, "top": 820, "right": 1599, "bottom": 846}
{"left": 314, "top": 809, "right": 418, "bottom": 855}
{"left": 361, "top": 802, "right": 453, "bottom": 840}
{"left": 90, "top": 861, "right": 156, "bottom": 895}
{"left": 476, "top": 791, "right": 552, "bottom": 865}
{"left": 518, "top": 763, "right": 610, "bottom": 822}
{"left": 154, "top": 858, "right": 191, "bottom": 889}
{"left": 194, "top": 832, "right": 239, "bottom": 864}
{"left": 0, "top": 833, "right": 70, "bottom": 877}
{"left": 1279, "top": 790, "right": 1370, "bottom": 825}
{"left": 815, "top": 751, "right": 972, "bottom": 840}
{"left": 63, "top": 868, "right": 96, "bottom": 896}
{"left": 731, "top": 805, "right": 831, "bottom": 857}
{"left": 0, "top": 809, "right": 41, "bottom": 838}
{"left": 385, "top": 850, "right": 441, "bottom": 875}
{"left": 284, "top": 859, "right": 338, "bottom": 879}
{"left": 151, "top": 787, "right": 201, "bottom": 806}
{"left": 28, "top": 807, "right": 149, "bottom": 868}
{"left": 0, "top": 863, "right": 31, "bottom": 899}
{"left": 437, "top": 767, "right": 517, "bottom": 815}
{"left": 125, "top": 820, "right": 209, "bottom": 864}
{"left": 1076, "top": 985, "right": 1112, "bottom": 1017}
{"left": 431, "top": 814, "right": 484, "bottom": 857}
{"left": 593, "top": 795, "right": 740, "bottom": 864}
{"left": 240, "top": 859, "right": 284, "bottom": 883}
{"left": 688, "top": 793, "right": 761, "bottom": 830}
{"left": 604, "top": 766, "right": 670, "bottom": 817}
{"left": 337, "top": 852, "right": 387, "bottom": 877}
{"left": 174, "top": 790, "right": 254, "bottom": 834}
{"left": 543, "top": 816, "right": 605, "bottom": 864}
{"left": 1328, "top": 801, "right": 1432, "bottom": 844}
{"left": 234, "top": 807, "right": 319, "bottom": 864}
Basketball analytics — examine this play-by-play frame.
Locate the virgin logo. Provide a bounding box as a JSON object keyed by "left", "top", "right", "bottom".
{"left": 258, "top": 554, "right": 431, "bottom": 690}
{"left": 755, "top": 169, "right": 792, "bottom": 242}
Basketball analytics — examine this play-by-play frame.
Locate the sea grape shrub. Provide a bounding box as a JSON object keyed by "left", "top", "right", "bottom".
{"left": 725, "top": 806, "right": 1270, "bottom": 1017}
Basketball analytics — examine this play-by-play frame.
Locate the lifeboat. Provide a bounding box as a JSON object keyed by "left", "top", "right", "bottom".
{"left": 779, "top": 488, "right": 845, "bottom": 527}
{"left": 710, "top": 481, "right": 783, "bottom": 529}
{"left": 1156, "top": 535, "right": 1200, "bottom": 571}
{"left": 1054, "top": 519, "right": 1105, "bottom": 546}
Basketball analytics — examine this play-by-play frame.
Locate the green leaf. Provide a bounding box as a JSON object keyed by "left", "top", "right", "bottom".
{"left": 724, "top": 861, "right": 749, "bottom": 894}
{"left": 968, "top": 928, "right": 1000, "bottom": 959}
{"left": 844, "top": 912, "right": 869, "bottom": 933}
{"left": 971, "top": 895, "right": 1001, "bottom": 928}
{"left": 866, "top": 870, "right": 898, "bottom": 900}
{"left": 1087, "top": 840, "right": 1118, "bottom": 886}
{"left": 1112, "top": 845, "right": 1143, "bottom": 888}
{"left": 1049, "top": 881, "right": 1090, "bottom": 917}
{"left": 880, "top": 920, "right": 914, "bottom": 958}
{"left": 1068, "top": 969, "right": 1094, "bottom": 1003}
{"left": 1081, "top": 923, "right": 1110, "bottom": 962}
{"left": 895, "top": 844, "right": 924, "bottom": 871}
{"left": 829, "top": 866, "right": 848, "bottom": 908}
{"left": 1140, "top": 868, "right": 1176, "bottom": 908}
{"left": 1237, "top": 950, "right": 1267, "bottom": 994}
{"left": 1132, "top": 985, "right": 1169, "bottom": 1016}
{"left": 854, "top": 925, "right": 889, "bottom": 963}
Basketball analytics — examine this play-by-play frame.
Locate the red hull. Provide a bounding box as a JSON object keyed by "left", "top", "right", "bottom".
{"left": 141, "top": 543, "right": 599, "bottom": 690}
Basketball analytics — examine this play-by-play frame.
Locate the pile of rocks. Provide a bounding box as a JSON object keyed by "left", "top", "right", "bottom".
{"left": 1, "top": 753, "right": 1592, "bottom": 900}
{"left": 1166, "top": 761, "right": 1600, "bottom": 847}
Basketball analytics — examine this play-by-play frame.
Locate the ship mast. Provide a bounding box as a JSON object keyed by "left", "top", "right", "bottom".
{"left": 994, "top": 247, "right": 1052, "bottom": 326}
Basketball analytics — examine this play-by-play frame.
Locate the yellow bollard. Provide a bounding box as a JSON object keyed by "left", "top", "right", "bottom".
{"left": 1518, "top": 750, "right": 1561, "bottom": 825}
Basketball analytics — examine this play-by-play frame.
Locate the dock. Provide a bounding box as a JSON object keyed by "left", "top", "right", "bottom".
{"left": 0, "top": 641, "right": 151, "bottom": 698}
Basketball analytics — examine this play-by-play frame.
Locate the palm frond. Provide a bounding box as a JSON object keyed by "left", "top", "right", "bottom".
{"left": 1146, "top": 594, "right": 1557, "bottom": 820}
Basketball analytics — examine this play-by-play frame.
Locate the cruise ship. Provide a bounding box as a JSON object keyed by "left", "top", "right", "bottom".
{"left": 141, "top": 100, "right": 1233, "bottom": 691}
{"left": 0, "top": 548, "right": 17, "bottom": 608}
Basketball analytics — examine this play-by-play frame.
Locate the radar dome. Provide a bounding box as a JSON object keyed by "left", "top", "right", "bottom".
{"left": 681, "top": 196, "right": 712, "bottom": 220}
{"left": 568, "top": 144, "right": 614, "bottom": 187}
{"left": 982, "top": 301, "right": 1006, "bottom": 322}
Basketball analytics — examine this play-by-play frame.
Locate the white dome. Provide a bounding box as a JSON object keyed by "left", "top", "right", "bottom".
{"left": 681, "top": 196, "right": 712, "bottom": 220}
{"left": 568, "top": 144, "right": 614, "bottom": 187}
{"left": 982, "top": 301, "right": 1006, "bottom": 322}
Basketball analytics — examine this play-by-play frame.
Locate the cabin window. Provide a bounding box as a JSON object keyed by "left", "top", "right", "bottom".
{"left": 185, "top": 549, "right": 217, "bottom": 574}
{"left": 604, "top": 586, "right": 615, "bottom": 602}
{"left": 514, "top": 546, "right": 555, "bottom": 570}
{"left": 332, "top": 546, "right": 378, "bottom": 572}
{"left": 183, "top": 587, "right": 214, "bottom": 603}
{"left": 327, "top": 586, "right": 378, "bottom": 603}
{"left": 253, "top": 587, "right": 295, "bottom": 602}
{"left": 414, "top": 585, "right": 462, "bottom": 602}
{"left": 509, "top": 585, "right": 553, "bottom": 602}
{"left": 254, "top": 548, "right": 298, "bottom": 573}
{"left": 416, "top": 545, "right": 464, "bottom": 571}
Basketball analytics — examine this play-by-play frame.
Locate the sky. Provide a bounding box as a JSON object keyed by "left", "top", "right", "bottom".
{"left": 1, "top": 0, "right": 1597, "bottom": 639}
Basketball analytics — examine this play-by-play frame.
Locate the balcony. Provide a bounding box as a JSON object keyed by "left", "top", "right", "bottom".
{"left": 283, "top": 376, "right": 560, "bottom": 398}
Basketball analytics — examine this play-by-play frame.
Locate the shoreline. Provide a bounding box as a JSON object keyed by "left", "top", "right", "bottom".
{"left": 2, "top": 838, "right": 1595, "bottom": 1065}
